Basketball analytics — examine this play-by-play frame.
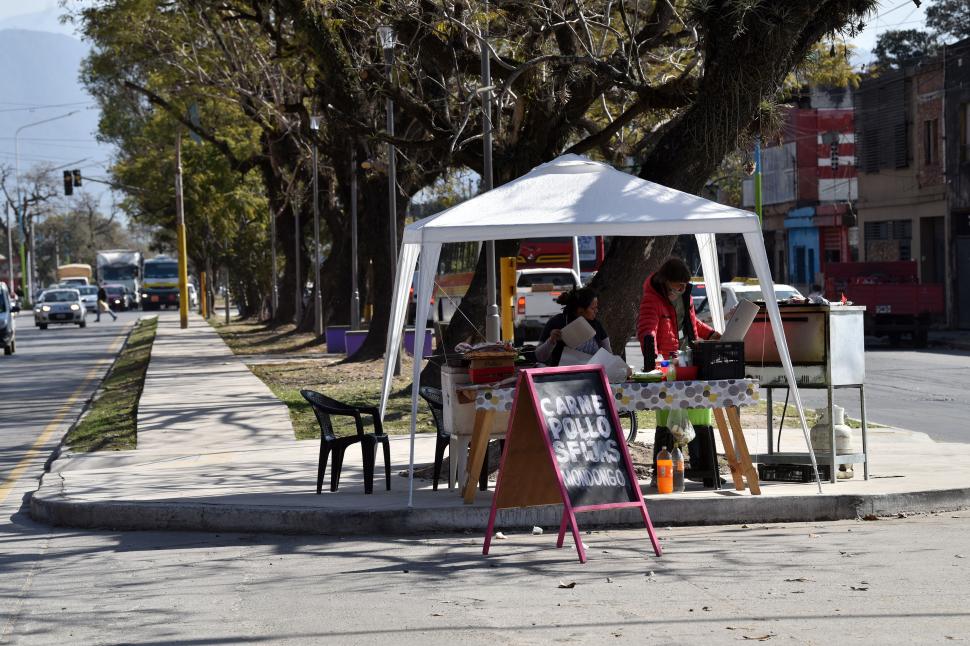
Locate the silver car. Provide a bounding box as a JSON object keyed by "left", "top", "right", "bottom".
{"left": 34, "top": 289, "right": 87, "bottom": 329}
{"left": 76, "top": 285, "right": 100, "bottom": 313}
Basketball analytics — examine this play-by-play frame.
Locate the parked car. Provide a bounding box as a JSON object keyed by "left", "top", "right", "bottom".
{"left": 77, "top": 285, "right": 100, "bottom": 313}
{"left": 695, "top": 280, "right": 804, "bottom": 325}
{"left": 513, "top": 268, "right": 581, "bottom": 343}
{"left": 0, "top": 282, "right": 18, "bottom": 355}
{"left": 104, "top": 284, "right": 132, "bottom": 311}
{"left": 34, "top": 289, "right": 86, "bottom": 329}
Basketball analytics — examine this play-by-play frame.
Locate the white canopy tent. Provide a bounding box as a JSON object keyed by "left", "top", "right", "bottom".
{"left": 379, "top": 154, "right": 821, "bottom": 505}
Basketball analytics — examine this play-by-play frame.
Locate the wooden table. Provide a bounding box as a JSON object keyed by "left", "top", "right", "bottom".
{"left": 459, "top": 378, "right": 762, "bottom": 503}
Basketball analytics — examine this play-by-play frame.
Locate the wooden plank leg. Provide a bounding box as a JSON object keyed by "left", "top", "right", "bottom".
{"left": 463, "top": 409, "right": 495, "bottom": 504}
{"left": 726, "top": 406, "right": 761, "bottom": 495}
{"left": 713, "top": 408, "right": 744, "bottom": 491}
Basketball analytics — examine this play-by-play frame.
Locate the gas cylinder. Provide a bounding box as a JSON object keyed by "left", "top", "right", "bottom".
{"left": 810, "top": 405, "right": 856, "bottom": 479}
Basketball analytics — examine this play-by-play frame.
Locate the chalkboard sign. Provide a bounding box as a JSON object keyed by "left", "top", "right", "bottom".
{"left": 531, "top": 371, "right": 639, "bottom": 507}
{"left": 483, "top": 365, "right": 661, "bottom": 564}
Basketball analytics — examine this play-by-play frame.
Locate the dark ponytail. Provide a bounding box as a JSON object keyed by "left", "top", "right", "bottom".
{"left": 556, "top": 287, "right": 597, "bottom": 317}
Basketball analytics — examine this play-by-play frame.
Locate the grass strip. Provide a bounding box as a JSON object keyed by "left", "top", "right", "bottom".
{"left": 208, "top": 318, "right": 327, "bottom": 356}
{"left": 249, "top": 359, "right": 434, "bottom": 439}
{"left": 65, "top": 318, "right": 158, "bottom": 452}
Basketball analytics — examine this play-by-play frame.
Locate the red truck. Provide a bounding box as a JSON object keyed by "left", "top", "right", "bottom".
{"left": 824, "top": 261, "right": 944, "bottom": 347}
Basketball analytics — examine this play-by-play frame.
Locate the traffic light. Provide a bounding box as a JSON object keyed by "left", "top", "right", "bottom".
{"left": 72, "top": 169, "right": 82, "bottom": 187}
{"left": 63, "top": 171, "right": 73, "bottom": 196}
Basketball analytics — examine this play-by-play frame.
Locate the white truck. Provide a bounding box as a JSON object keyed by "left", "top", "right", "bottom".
{"left": 513, "top": 267, "right": 580, "bottom": 343}
{"left": 96, "top": 250, "right": 142, "bottom": 306}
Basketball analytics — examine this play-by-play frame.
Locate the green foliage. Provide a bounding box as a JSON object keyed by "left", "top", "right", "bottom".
{"left": 872, "top": 29, "right": 938, "bottom": 70}
{"left": 66, "top": 318, "right": 158, "bottom": 452}
{"left": 792, "top": 40, "right": 862, "bottom": 89}
{"left": 926, "top": 0, "right": 970, "bottom": 41}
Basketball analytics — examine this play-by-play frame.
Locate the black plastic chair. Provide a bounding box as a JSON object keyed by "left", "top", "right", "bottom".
{"left": 300, "top": 389, "right": 391, "bottom": 494}
{"left": 419, "top": 386, "right": 489, "bottom": 491}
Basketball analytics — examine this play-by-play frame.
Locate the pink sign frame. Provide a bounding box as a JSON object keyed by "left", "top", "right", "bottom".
{"left": 482, "top": 365, "right": 662, "bottom": 564}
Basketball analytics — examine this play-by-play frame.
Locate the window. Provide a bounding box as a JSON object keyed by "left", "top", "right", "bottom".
{"left": 924, "top": 119, "right": 939, "bottom": 165}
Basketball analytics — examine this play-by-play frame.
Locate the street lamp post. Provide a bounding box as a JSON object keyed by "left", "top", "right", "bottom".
{"left": 350, "top": 147, "right": 361, "bottom": 330}
{"left": 378, "top": 25, "right": 401, "bottom": 374}
{"left": 309, "top": 115, "right": 324, "bottom": 336}
{"left": 479, "top": 6, "right": 500, "bottom": 343}
{"left": 14, "top": 110, "right": 79, "bottom": 303}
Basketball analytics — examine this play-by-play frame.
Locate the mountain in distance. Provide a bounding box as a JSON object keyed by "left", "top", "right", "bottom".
{"left": 0, "top": 16, "right": 113, "bottom": 205}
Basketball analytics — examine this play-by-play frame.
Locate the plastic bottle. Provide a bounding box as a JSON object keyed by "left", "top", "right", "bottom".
{"left": 659, "top": 358, "right": 670, "bottom": 381}
{"left": 666, "top": 353, "right": 677, "bottom": 381}
{"left": 656, "top": 446, "right": 673, "bottom": 494}
{"left": 672, "top": 447, "right": 685, "bottom": 492}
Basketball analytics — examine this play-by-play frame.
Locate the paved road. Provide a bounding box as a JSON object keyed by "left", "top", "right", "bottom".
{"left": 625, "top": 341, "right": 970, "bottom": 443}
{"left": 2, "top": 506, "right": 968, "bottom": 644}
{"left": 0, "top": 310, "right": 137, "bottom": 489}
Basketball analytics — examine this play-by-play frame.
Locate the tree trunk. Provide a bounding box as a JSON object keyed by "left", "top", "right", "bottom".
{"left": 346, "top": 172, "right": 400, "bottom": 361}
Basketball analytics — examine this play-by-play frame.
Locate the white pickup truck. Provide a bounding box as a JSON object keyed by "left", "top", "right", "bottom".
{"left": 514, "top": 268, "right": 581, "bottom": 343}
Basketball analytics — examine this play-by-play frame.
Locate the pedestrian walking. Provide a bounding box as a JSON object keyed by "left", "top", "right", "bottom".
{"left": 97, "top": 283, "right": 117, "bottom": 322}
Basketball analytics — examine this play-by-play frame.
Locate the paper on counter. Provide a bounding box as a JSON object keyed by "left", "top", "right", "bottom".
{"left": 560, "top": 316, "right": 596, "bottom": 349}
{"left": 588, "top": 347, "right": 630, "bottom": 382}
{"left": 559, "top": 347, "right": 593, "bottom": 366}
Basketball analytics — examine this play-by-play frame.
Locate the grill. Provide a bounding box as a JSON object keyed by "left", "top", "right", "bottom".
{"left": 742, "top": 304, "right": 869, "bottom": 483}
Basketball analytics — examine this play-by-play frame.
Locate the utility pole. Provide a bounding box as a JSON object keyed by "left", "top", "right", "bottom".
{"left": 350, "top": 147, "right": 361, "bottom": 330}
{"left": 310, "top": 115, "right": 324, "bottom": 336}
{"left": 175, "top": 128, "right": 189, "bottom": 329}
{"left": 754, "top": 137, "right": 763, "bottom": 223}
{"left": 269, "top": 207, "right": 278, "bottom": 318}
{"left": 294, "top": 199, "right": 302, "bottom": 324}
{"left": 4, "top": 202, "right": 14, "bottom": 295}
{"left": 378, "top": 25, "right": 401, "bottom": 374}
{"left": 481, "top": 3, "right": 500, "bottom": 343}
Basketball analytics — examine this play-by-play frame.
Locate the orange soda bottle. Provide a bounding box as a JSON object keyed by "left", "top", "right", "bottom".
{"left": 656, "top": 446, "right": 673, "bottom": 494}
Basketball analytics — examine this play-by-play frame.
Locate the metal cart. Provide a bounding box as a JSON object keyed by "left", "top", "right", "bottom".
{"left": 743, "top": 304, "right": 869, "bottom": 483}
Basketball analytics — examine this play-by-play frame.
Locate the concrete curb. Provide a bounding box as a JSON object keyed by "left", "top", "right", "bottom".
{"left": 29, "top": 483, "right": 970, "bottom": 536}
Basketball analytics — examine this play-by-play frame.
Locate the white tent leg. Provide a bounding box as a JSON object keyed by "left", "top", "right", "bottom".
{"left": 743, "top": 232, "right": 822, "bottom": 493}
{"left": 695, "top": 233, "right": 724, "bottom": 332}
{"left": 407, "top": 244, "right": 441, "bottom": 508}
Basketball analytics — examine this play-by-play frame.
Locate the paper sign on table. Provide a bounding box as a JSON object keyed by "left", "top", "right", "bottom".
{"left": 587, "top": 347, "right": 630, "bottom": 383}
{"left": 559, "top": 347, "right": 593, "bottom": 366}
{"left": 560, "top": 316, "right": 596, "bottom": 349}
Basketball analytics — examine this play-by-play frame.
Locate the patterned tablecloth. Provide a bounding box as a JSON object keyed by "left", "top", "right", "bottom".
{"left": 460, "top": 379, "right": 760, "bottom": 413}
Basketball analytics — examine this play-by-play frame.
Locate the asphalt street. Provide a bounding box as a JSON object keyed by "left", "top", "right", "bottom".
{"left": 625, "top": 341, "right": 970, "bottom": 443}
{"left": 0, "top": 309, "right": 137, "bottom": 490}
{"left": 2, "top": 504, "right": 969, "bottom": 644}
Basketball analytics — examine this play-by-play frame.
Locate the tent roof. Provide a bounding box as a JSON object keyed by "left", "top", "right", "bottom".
{"left": 404, "top": 154, "right": 760, "bottom": 244}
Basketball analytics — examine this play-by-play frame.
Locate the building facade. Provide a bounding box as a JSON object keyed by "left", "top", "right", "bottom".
{"left": 743, "top": 87, "right": 858, "bottom": 289}
{"left": 855, "top": 38, "right": 970, "bottom": 328}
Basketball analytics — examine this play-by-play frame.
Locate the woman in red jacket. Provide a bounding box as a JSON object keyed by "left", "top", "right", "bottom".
{"left": 638, "top": 257, "right": 722, "bottom": 487}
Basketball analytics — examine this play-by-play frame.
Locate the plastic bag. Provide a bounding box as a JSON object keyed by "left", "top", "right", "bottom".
{"left": 666, "top": 409, "right": 696, "bottom": 448}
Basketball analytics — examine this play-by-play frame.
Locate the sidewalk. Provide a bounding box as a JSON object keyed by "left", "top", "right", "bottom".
{"left": 30, "top": 312, "right": 970, "bottom": 535}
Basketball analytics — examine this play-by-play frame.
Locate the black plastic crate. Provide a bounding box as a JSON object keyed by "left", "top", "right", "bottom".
{"left": 758, "top": 463, "right": 831, "bottom": 483}
{"left": 695, "top": 341, "right": 745, "bottom": 380}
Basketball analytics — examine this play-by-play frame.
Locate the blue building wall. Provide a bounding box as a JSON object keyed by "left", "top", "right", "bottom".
{"left": 785, "top": 206, "right": 820, "bottom": 287}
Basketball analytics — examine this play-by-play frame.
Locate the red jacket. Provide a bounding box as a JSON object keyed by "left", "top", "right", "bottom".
{"left": 637, "top": 274, "right": 715, "bottom": 360}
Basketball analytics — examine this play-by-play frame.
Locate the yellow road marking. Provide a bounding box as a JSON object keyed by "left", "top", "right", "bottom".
{"left": 0, "top": 328, "right": 129, "bottom": 507}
